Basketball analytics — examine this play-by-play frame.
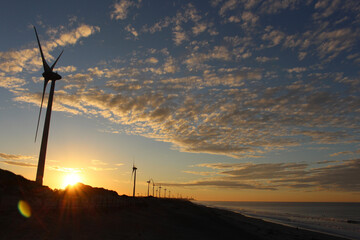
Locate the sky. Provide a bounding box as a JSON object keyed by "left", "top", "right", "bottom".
{"left": 0, "top": 0, "right": 360, "bottom": 202}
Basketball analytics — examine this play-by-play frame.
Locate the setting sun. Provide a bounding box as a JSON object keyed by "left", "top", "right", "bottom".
{"left": 62, "top": 173, "right": 81, "bottom": 188}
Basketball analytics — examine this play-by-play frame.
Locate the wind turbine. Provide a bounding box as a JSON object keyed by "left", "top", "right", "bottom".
{"left": 159, "top": 185, "right": 162, "bottom": 198}
{"left": 152, "top": 180, "right": 155, "bottom": 196}
{"left": 33, "top": 26, "right": 64, "bottom": 186}
{"left": 146, "top": 179, "right": 151, "bottom": 197}
{"left": 131, "top": 164, "right": 137, "bottom": 197}
{"left": 164, "top": 188, "right": 167, "bottom": 198}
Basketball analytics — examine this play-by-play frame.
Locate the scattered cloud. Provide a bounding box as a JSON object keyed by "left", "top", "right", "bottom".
{"left": 2, "top": 1, "right": 360, "bottom": 162}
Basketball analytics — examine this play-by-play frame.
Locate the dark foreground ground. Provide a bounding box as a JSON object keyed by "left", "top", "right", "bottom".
{"left": 0, "top": 169, "right": 350, "bottom": 240}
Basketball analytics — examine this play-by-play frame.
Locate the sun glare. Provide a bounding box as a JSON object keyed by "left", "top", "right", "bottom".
{"left": 62, "top": 173, "right": 81, "bottom": 188}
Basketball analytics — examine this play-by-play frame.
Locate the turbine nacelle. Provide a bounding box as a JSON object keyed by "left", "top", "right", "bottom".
{"left": 42, "top": 72, "right": 62, "bottom": 81}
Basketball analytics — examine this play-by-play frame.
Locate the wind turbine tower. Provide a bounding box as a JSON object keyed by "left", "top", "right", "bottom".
{"left": 147, "top": 179, "right": 151, "bottom": 197}
{"left": 159, "top": 186, "right": 162, "bottom": 198}
{"left": 33, "top": 27, "right": 64, "bottom": 186}
{"left": 131, "top": 164, "right": 137, "bottom": 197}
{"left": 152, "top": 180, "right": 155, "bottom": 196}
{"left": 164, "top": 188, "right": 167, "bottom": 198}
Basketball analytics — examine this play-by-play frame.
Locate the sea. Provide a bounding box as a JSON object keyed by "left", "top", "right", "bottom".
{"left": 196, "top": 201, "right": 360, "bottom": 240}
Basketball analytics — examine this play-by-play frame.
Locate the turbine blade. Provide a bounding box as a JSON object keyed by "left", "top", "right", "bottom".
{"left": 34, "top": 26, "right": 51, "bottom": 72}
{"left": 35, "top": 79, "right": 49, "bottom": 142}
{"left": 50, "top": 50, "right": 64, "bottom": 70}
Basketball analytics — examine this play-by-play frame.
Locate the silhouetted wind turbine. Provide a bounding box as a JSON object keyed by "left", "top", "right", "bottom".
{"left": 164, "top": 188, "right": 167, "bottom": 198}
{"left": 131, "top": 164, "right": 137, "bottom": 197}
{"left": 146, "top": 179, "right": 151, "bottom": 197}
{"left": 34, "top": 26, "right": 64, "bottom": 185}
{"left": 152, "top": 180, "right": 155, "bottom": 196}
{"left": 159, "top": 185, "right": 162, "bottom": 198}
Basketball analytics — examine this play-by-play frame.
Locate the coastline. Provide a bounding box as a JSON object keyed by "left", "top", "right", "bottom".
{"left": 195, "top": 201, "right": 359, "bottom": 240}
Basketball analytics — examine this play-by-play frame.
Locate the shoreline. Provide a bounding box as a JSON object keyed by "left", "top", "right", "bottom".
{"left": 195, "top": 201, "right": 359, "bottom": 240}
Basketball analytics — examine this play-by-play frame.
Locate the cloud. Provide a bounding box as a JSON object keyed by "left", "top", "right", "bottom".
{"left": 192, "top": 22, "right": 208, "bottom": 35}
{"left": 91, "top": 159, "right": 108, "bottom": 165}
{"left": 56, "top": 65, "right": 77, "bottom": 73}
{"left": 54, "top": 24, "right": 100, "bottom": 46}
{"left": 259, "top": 0, "right": 302, "bottom": 14}
{"left": 88, "top": 166, "right": 118, "bottom": 171}
{"left": 286, "top": 67, "right": 307, "bottom": 73}
{"left": 262, "top": 27, "right": 286, "bottom": 47}
{"left": 1, "top": 161, "right": 36, "bottom": 168}
{"left": 219, "top": 0, "right": 239, "bottom": 16}
{"left": 184, "top": 45, "right": 231, "bottom": 70}
{"left": 0, "top": 24, "right": 99, "bottom": 75}
{"left": 172, "top": 159, "right": 360, "bottom": 192}
{"left": 313, "top": 0, "right": 341, "bottom": 20}
{"left": 0, "top": 152, "right": 33, "bottom": 160}
{"left": 47, "top": 166, "right": 82, "bottom": 173}
{"left": 145, "top": 57, "right": 158, "bottom": 64}
{"left": 330, "top": 149, "right": 360, "bottom": 157}
{"left": 255, "top": 56, "right": 279, "bottom": 62}
{"left": 0, "top": 75, "right": 26, "bottom": 89}
{"left": 0, "top": 152, "right": 36, "bottom": 168}
{"left": 111, "top": 0, "right": 137, "bottom": 20}
{"left": 163, "top": 179, "right": 277, "bottom": 190}
{"left": 173, "top": 25, "right": 188, "bottom": 45}
{"left": 125, "top": 24, "right": 139, "bottom": 38}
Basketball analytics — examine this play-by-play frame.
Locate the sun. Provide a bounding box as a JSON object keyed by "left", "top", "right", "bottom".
{"left": 62, "top": 173, "right": 81, "bottom": 188}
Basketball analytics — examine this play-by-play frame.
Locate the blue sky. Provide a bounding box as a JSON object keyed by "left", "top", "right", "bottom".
{"left": 0, "top": 0, "right": 359, "bottom": 201}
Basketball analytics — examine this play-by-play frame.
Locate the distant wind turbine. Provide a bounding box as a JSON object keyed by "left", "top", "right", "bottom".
{"left": 33, "top": 26, "right": 64, "bottom": 186}
{"left": 164, "top": 188, "right": 167, "bottom": 198}
{"left": 146, "top": 179, "right": 151, "bottom": 197}
{"left": 152, "top": 180, "right": 155, "bottom": 196}
{"left": 131, "top": 164, "right": 137, "bottom": 197}
{"left": 159, "top": 185, "right": 162, "bottom": 198}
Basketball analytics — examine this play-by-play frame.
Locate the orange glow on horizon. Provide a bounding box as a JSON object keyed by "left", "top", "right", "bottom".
{"left": 62, "top": 172, "right": 82, "bottom": 188}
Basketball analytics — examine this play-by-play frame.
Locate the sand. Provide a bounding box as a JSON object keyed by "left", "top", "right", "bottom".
{"left": 0, "top": 196, "right": 350, "bottom": 240}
